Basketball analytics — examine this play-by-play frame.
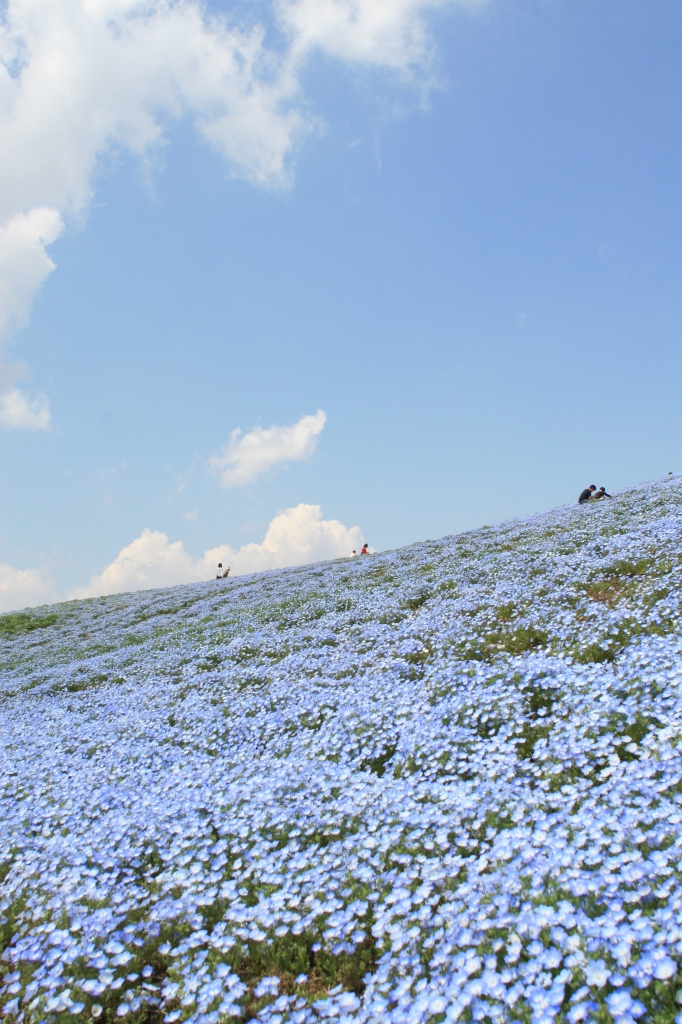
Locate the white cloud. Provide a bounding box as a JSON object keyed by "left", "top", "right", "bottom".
{"left": 68, "top": 503, "right": 363, "bottom": 599}
{"left": 0, "top": 207, "right": 62, "bottom": 425}
{"left": 0, "top": 207, "right": 64, "bottom": 336}
{"left": 279, "top": 0, "right": 460, "bottom": 76}
{"left": 67, "top": 528, "right": 204, "bottom": 599}
{"left": 0, "top": 1, "right": 305, "bottom": 227}
{"left": 206, "top": 502, "right": 363, "bottom": 575}
{"left": 1, "top": 0, "right": 481, "bottom": 405}
{"left": 0, "top": 387, "right": 50, "bottom": 428}
{"left": 0, "top": 0, "right": 307, "bottom": 424}
{"left": 0, "top": 562, "right": 57, "bottom": 613}
{"left": 208, "top": 410, "right": 327, "bottom": 489}
{"left": 182, "top": 509, "right": 198, "bottom": 521}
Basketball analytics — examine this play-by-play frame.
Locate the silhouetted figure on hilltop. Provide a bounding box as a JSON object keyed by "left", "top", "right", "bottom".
{"left": 578, "top": 485, "right": 596, "bottom": 504}
{"left": 592, "top": 487, "right": 612, "bottom": 500}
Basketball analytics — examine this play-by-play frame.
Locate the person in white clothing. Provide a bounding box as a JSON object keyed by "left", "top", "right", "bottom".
{"left": 216, "top": 563, "right": 230, "bottom": 578}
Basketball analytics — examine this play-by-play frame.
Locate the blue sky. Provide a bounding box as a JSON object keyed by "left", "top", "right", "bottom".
{"left": 1, "top": 0, "right": 681, "bottom": 610}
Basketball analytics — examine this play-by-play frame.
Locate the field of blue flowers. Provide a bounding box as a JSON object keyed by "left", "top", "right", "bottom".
{"left": 2, "top": 476, "right": 682, "bottom": 1024}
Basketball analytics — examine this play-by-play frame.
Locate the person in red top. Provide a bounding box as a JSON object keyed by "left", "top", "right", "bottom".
{"left": 361, "top": 543, "right": 369, "bottom": 555}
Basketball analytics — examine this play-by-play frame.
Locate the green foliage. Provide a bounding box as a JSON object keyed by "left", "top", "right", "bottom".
{"left": 585, "top": 580, "right": 629, "bottom": 605}
{"left": 602, "top": 556, "right": 656, "bottom": 580}
{"left": 515, "top": 722, "right": 550, "bottom": 761}
{"left": 228, "top": 931, "right": 378, "bottom": 1017}
{"left": 504, "top": 626, "right": 548, "bottom": 656}
{"left": 635, "top": 978, "right": 682, "bottom": 1024}
{"left": 574, "top": 615, "right": 676, "bottom": 664}
{"left": 0, "top": 610, "right": 59, "bottom": 637}
{"left": 360, "top": 743, "right": 398, "bottom": 777}
{"left": 610, "top": 712, "right": 657, "bottom": 762}
{"left": 0, "top": 872, "right": 19, "bottom": 980}
{"left": 514, "top": 683, "right": 560, "bottom": 760}
{"left": 457, "top": 624, "right": 548, "bottom": 662}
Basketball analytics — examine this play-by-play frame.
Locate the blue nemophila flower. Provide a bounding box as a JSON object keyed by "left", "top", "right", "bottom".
{"left": 2, "top": 476, "right": 682, "bottom": 1022}
{"left": 583, "top": 960, "right": 610, "bottom": 988}
{"left": 653, "top": 956, "right": 677, "bottom": 980}
{"left": 606, "top": 990, "right": 647, "bottom": 1020}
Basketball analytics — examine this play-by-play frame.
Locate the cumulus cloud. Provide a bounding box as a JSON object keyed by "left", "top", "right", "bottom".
{"left": 67, "top": 528, "right": 203, "bottom": 600}
{"left": 208, "top": 410, "right": 327, "bottom": 488}
{"left": 206, "top": 502, "right": 363, "bottom": 575}
{"left": 0, "top": 0, "right": 304, "bottom": 225}
{"left": 0, "top": 563, "right": 57, "bottom": 613}
{"left": 0, "top": 0, "right": 482, "bottom": 425}
{"left": 0, "top": 0, "right": 305, "bottom": 424}
{"left": 68, "top": 503, "right": 363, "bottom": 599}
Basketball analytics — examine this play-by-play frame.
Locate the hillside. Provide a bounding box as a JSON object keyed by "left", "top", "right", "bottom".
{"left": 2, "top": 476, "right": 682, "bottom": 1024}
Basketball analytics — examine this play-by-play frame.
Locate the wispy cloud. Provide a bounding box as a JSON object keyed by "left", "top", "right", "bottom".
{"left": 0, "top": 208, "right": 62, "bottom": 428}
{"left": 0, "top": 388, "right": 50, "bottom": 430}
{"left": 208, "top": 410, "right": 327, "bottom": 489}
{"left": 0, "top": 209, "right": 64, "bottom": 336}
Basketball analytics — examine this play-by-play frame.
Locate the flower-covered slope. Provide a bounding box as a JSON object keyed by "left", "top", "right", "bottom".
{"left": 2, "top": 476, "right": 682, "bottom": 1024}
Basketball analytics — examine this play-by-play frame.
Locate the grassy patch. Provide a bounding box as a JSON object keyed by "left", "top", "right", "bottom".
{"left": 585, "top": 580, "right": 630, "bottom": 605}
{"left": 514, "top": 683, "right": 560, "bottom": 760}
{"left": 0, "top": 610, "right": 59, "bottom": 638}
{"left": 634, "top": 976, "right": 682, "bottom": 1024}
{"left": 360, "top": 743, "right": 398, "bottom": 777}
{"left": 402, "top": 592, "right": 431, "bottom": 611}
{"left": 602, "top": 556, "right": 656, "bottom": 580}
{"left": 611, "top": 713, "right": 658, "bottom": 762}
{"left": 457, "top": 624, "right": 549, "bottom": 662}
{"left": 574, "top": 616, "right": 676, "bottom": 664}
{"left": 229, "top": 931, "right": 378, "bottom": 1018}
{"left": 515, "top": 722, "right": 550, "bottom": 761}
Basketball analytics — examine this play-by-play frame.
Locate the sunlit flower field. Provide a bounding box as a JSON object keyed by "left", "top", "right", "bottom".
{"left": 2, "top": 476, "right": 682, "bottom": 1024}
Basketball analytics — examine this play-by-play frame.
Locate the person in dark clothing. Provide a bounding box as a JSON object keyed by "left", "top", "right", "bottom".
{"left": 578, "top": 485, "right": 597, "bottom": 504}
{"left": 592, "top": 487, "right": 612, "bottom": 500}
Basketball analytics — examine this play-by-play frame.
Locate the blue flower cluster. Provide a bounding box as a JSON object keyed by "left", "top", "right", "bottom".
{"left": 2, "top": 476, "right": 682, "bottom": 1024}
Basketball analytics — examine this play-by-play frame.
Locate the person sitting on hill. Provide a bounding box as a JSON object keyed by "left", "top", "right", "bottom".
{"left": 216, "top": 563, "right": 230, "bottom": 578}
{"left": 361, "top": 543, "right": 369, "bottom": 555}
{"left": 592, "top": 486, "right": 612, "bottom": 500}
{"left": 350, "top": 550, "right": 357, "bottom": 557}
{"left": 578, "top": 485, "right": 596, "bottom": 504}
